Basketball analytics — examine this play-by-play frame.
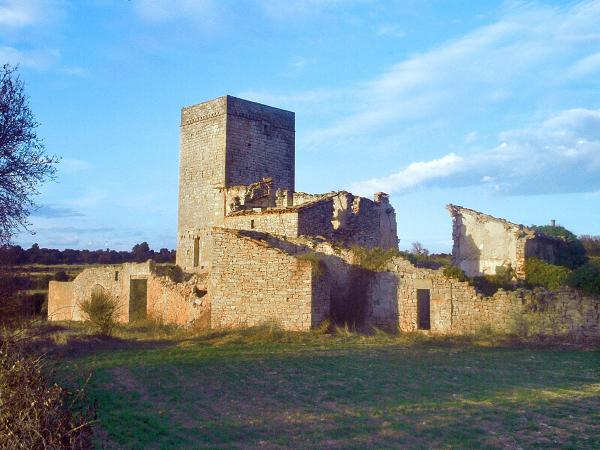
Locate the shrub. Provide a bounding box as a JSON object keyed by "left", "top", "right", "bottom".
{"left": 524, "top": 257, "right": 570, "bottom": 290}
{"left": 532, "top": 224, "right": 588, "bottom": 269}
{"left": 79, "top": 290, "right": 120, "bottom": 336}
{"left": 567, "top": 262, "right": 600, "bottom": 295}
{"left": 53, "top": 270, "right": 70, "bottom": 282}
{"left": 0, "top": 334, "right": 93, "bottom": 448}
{"left": 470, "top": 275, "right": 512, "bottom": 296}
{"left": 443, "top": 265, "right": 468, "bottom": 282}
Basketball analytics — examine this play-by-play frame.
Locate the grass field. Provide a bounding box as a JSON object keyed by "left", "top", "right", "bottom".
{"left": 37, "top": 323, "right": 600, "bottom": 449}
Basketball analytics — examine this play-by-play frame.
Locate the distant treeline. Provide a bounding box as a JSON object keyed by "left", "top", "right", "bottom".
{"left": 0, "top": 242, "right": 175, "bottom": 265}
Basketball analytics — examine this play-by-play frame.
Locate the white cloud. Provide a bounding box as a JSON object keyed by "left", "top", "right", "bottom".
{"left": 353, "top": 153, "right": 464, "bottom": 194}
{"left": 352, "top": 108, "right": 600, "bottom": 196}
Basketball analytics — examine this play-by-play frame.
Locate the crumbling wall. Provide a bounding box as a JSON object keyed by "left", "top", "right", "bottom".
{"left": 297, "top": 199, "right": 335, "bottom": 238}
{"left": 47, "top": 261, "right": 153, "bottom": 322}
{"left": 224, "top": 209, "right": 299, "bottom": 237}
{"left": 147, "top": 273, "right": 209, "bottom": 327}
{"left": 209, "top": 227, "right": 326, "bottom": 331}
{"left": 385, "top": 256, "right": 599, "bottom": 337}
{"left": 47, "top": 281, "right": 74, "bottom": 321}
{"left": 447, "top": 204, "right": 564, "bottom": 279}
{"left": 332, "top": 193, "right": 397, "bottom": 250}
{"left": 448, "top": 205, "right": 522, "bottom": 277}
{"left": 224, "top": 177, "right": 276, "bottom": 214}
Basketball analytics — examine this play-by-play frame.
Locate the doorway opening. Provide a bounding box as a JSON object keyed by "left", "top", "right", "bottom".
{"left": 129, "top": 278, "right": 147, "bottom": 322}
{"left": 417, "top": 289, "right": 431, "bottom": 330}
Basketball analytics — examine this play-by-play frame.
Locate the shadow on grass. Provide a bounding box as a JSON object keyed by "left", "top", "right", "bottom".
{"left": 25, "top": 321, "right": 598, "bottom": 448}
{"left": 79, "top": 340, "right": 600, "bottom": 449}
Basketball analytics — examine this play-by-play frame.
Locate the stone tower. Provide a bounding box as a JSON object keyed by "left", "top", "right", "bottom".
{"left": 177, "top": 95, "right": 295, "bottom": 271}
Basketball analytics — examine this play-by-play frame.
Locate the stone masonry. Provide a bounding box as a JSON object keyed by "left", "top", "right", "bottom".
{"left": 177, "top": 96, "right": 295, "bottom": 271}
{"left": 47, "top": 95, "right": 599, "bottom": 339}
{"left": 448, "top": 204, "right": 563, "bottom": 279}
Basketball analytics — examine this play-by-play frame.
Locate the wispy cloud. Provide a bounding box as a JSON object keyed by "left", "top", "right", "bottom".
{"left": 32, "top": 205, "right": 85, "bottom": 219}
{"left": 569, "top": 51, "right": 600, "bottom": 77}
{"left": 0, "top": 46, "right": 60, "bottom": 68}
{"left": 133, "top": 0, "right": 221, "bottom": 31}
{"left": 0, "top": 0, "right": 42, "bottom": 28}
{"left": 60, "top": 158, "right": 91, "bottom": 173}
{"left": 376, "top": 24, "right": 405, "bottom": 38}
{"left": 352, "top": 108, "right": 600, "bottom": 196}
{"left": 301, "top": 1, "right": 600, "bottom": 147}
{"left": 0, "top": 0, "right": 64, "bottom": 30}
{"left": 289, "top": 56, "right": 317, "bottom": 71}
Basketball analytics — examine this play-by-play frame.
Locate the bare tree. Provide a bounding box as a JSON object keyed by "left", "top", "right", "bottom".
{"left": 411, "top": 241, "right": 429, "bottom": 256}
{"left": 0, "top": 64, "right": 58, "bottom": 244}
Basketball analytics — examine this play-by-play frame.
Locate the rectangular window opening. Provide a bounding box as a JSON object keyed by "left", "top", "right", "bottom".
{"left": 417, "top": 289, "right": 431, "bottom": 330}
{"left": 114, "top": 271, "right": 119, "bottom": 281}
{"left": 193, "top": 237, "right": 200, "bottom": 267}
{"left": 250, "top": 219, "right": 255, "bottom": 229}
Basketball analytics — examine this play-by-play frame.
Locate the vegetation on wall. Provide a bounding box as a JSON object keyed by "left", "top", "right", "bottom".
{"left": 442, "top": 265, "right": 468, "bottom": 282}
{"left": 567, "top": 261, "right": 600, "bottom": 295}
{"left": 531, "top": 224, "right": 587, "bottom": 269}
{"left": 524, "top": 258, "right": 571, "bottom": 290}
{"left": 350, "top": 246, "right": 400, "bottom": 272}
{"left": 524, "top": 257, "right": 600, "bottom": 295}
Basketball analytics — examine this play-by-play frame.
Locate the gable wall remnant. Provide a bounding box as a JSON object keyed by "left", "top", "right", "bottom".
{"left": 447, "top": 204, "right": 563, "bottom": 278}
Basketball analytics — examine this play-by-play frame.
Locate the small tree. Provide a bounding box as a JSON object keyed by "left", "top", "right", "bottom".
{"left": 79, "top": 290, "right": 120, "bottom": 336}
{"left": 0, "top": 64, "right": 59, "bottom": 244}
{"left": 411, "top": 241, "right": 429, "bottom": 256}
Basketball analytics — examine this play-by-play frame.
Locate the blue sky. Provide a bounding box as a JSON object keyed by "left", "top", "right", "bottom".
{"left": 3, "top": 0, "right": 600, "bottom": 252}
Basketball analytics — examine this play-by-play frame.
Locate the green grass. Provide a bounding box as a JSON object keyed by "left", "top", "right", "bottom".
{"left": 39, "top": 324, "right": 600, "bottom": 449}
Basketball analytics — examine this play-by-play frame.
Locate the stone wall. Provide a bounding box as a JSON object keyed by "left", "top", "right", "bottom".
{"left": 225, "top": 96, "right": 295, "bottom": 190}
{"left": 447, "top": 204, "right": 562, "bottom": 279}
{"left": 224, "top": 209, "right": 299, "bottom": 237}
{"left": 47, "top": 281, "right": 74, "bottom": 321}
{"left": 209, "top": 227, "right": 326, "bottom": 330}
{"left": 47, "top": 261, "right": 154, "bottom": 322}
{"left": 177, "top": 96, "right": 295, "bottom": 271}
{"left": 383, "top": 257, "right": 600, "bottom": 337}
{"left": 298, "top": 199, "right": 335, "bottom": 238}
{"left": 178, "top": 96, "right": 228, "bottom": 270}
{"left": 147, "top": 273, "right": 209, "bottom": 327}
{"left": 332, "top": 193, "right": 398, "bottom": 250}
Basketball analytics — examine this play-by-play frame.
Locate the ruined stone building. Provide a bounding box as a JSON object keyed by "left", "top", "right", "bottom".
{"left": 177, "top": 96, "right": 397, "bottom": 271}
{"left": 47, "top": 96, "right": 599, "bottom": 338}
{"left": 447, "top": 204, "right": 564, "bottom": 279}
